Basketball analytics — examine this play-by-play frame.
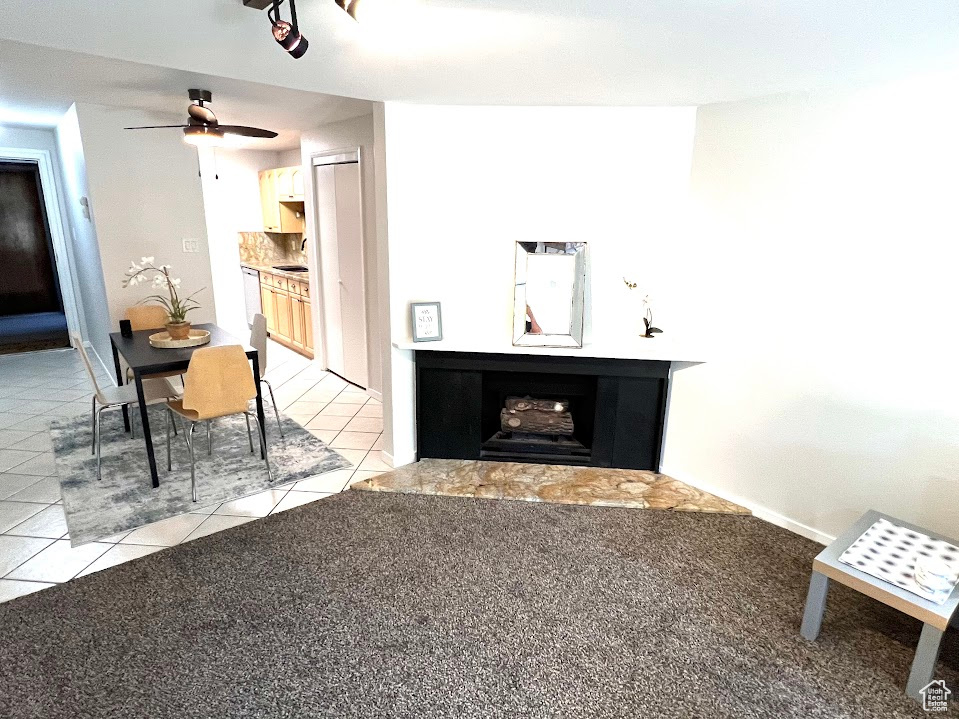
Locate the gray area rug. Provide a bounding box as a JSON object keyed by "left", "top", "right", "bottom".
{"left": 0, "top": 490, "right": 955, "bottom": 718}
{"left": 52, "top": 406, "right": 350, "bottom": 545}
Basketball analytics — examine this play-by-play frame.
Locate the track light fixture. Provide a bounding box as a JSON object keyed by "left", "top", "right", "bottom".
{"left": 268, "top": 0, "right": 309, "bottom": 59}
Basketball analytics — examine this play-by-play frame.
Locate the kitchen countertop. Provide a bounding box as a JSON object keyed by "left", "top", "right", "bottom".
{"left": 241, "top": 262, "right": 311, "bottom": 283}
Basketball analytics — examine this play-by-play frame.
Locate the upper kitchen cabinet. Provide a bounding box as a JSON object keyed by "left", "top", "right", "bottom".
{"left": 259, "top": 167, "right": 305, "bottom": 233}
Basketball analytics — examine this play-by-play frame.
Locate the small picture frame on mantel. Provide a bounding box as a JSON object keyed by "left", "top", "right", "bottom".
{"left": 411, "top": 302, "right": 443, "bottom": 342}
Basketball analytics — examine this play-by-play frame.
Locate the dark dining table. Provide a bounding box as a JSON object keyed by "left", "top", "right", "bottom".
{"left": 109, "top": 323, "right": 266, "bottom": 488}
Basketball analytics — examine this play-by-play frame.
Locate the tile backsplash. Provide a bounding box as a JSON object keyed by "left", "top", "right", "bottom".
{"left": 238, "top": 232, "right": 307, "bottom": 267}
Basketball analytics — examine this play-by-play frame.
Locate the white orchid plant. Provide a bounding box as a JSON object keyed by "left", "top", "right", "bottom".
{"left": 123, "top": 257, "right": 202, "bottom": 324}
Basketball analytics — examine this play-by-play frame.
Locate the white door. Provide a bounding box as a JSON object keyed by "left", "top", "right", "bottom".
{"left": 313, "top": 160, "right": 369, "bottom": 388}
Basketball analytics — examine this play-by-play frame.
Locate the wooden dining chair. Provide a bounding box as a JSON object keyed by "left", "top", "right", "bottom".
{"left": 165, "top": 345, "right": 273, "bottom": 502}
{"left": 73, "top": 333, "right": 178, "bottom": 480}
{"left": 250, "top": 313, "right": 284, "bottom": 437}
{"left": 124, "top": 305, "right": 184, "bottom": 384}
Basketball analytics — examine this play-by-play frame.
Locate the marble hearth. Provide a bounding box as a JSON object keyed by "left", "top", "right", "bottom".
{"left": 352, "top": 459, "right": 749, "bottom": 514}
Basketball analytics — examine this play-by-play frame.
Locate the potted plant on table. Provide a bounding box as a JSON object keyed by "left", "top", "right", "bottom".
{"left": 124, "top": 257, "right": 203, "bottom": 340}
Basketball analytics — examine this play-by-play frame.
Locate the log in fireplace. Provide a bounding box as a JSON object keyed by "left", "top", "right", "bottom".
{"left": 415, "top": 351, "right": 670, "bottom": 471}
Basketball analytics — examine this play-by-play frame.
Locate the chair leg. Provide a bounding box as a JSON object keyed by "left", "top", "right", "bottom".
{"left": 244, "top": 413, "right": 254, "bottom": 454}
{"left": 263, "top": 379, "right": 284, "bottom": 438}
{"left": 187, "top": 422, "right": 198, "bottom": 502}
{"left": 165, "top": 408, "right": 172, "bottom": 472}
{"left": 90, "top": 396, "right": 98, "bottom": 455}
{"left": 95, "top": 406, "right": 107, "bottom": 480}
{"left": 248, "top": 412, "right": 274, "bottom": 483}
{"left": 207, "top": 420, "right": 213, "bottom": 456}
{"left": 130, "top": 407, "right": 137, "bottom": 439}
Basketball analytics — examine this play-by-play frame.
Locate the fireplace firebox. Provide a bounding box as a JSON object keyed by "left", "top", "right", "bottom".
{"left": 415, "top": 351, "right": 669, "bottom": 470}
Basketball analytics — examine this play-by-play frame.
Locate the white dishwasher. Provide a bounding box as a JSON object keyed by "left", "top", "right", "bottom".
{"left": 241, "top": 266, "right": 262, "bottom": 328}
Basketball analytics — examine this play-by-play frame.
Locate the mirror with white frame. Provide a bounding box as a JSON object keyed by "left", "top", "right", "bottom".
{"left": 512, "top": 242, "right": 587, "bottom": 348}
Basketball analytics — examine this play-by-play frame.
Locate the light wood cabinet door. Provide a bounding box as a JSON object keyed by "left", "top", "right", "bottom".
{"left": 259, "top": 170, "right": 280, "bottom": 231}
{"left": 303, "top": 300, "right": 313, "bottom": 352}
{"left": 260, "top": 284, "right": 277, "bottom": 333}
{"left": 290, "top": 295, "right": 305, "bottom": 348}
{"left": 275, "top": 289, "right": 293, "bottom": 340}
{"left": 276, "top": 167, "right": 294, "bottom": 200}
{"left": 291, "top": 167, "right": 304, "bottom": 200}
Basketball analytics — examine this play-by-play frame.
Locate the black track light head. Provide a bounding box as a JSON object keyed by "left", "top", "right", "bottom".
{"left": 268, "top": 0, "right": 309, "bottom": 59}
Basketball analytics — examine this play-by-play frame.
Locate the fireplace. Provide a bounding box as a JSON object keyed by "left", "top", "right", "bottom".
{"left": 415, "top": 351, "right": 669, "bottom": 470}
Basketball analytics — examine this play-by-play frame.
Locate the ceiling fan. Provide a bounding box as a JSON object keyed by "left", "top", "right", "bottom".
{"left": 124, "top": 89, "right": 279, "bottom": 146}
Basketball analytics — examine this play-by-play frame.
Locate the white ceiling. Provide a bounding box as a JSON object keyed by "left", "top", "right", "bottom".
{"left": 0, "top": 0, "right": 957, "bottom": 112}
{"left": 0, "top": 41, "right": 374, "bottom": 149}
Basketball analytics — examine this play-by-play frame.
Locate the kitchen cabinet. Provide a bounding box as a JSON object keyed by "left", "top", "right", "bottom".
{"left": 257, "top": 269, "right": 314, "bottom": 359}
{"left": 260, "top": 282, "right": 277, "bottom": 333}
{"left": 258, "top": 166, "right": 305, "bottom": 233}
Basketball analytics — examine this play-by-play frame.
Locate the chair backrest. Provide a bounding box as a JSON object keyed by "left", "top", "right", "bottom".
{"left": 72, "top": 332, "right": 107, "bottom": 403}
{"left": 126, "top": 305, "right": 169, "bottom": 331}
{"left": 182, "top": 345, "right": 256, "bottom": 420}
{"left": 250, "top": 313, "right": 268, "bottom": 374}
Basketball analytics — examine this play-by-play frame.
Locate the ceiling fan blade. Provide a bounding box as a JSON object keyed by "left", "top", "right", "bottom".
{"left": 124, "top": 125, "right": 191, "bottom": 130}
{"left": 217, "top": 125, "right": 279, "bottom": 139}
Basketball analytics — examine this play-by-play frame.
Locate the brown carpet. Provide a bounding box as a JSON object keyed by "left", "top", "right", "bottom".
{"left": 0, "top": 491, "right": 955, "bottom": 718}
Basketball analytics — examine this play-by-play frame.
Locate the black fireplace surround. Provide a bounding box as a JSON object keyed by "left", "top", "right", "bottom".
{"left": 415, "top": 351, "right": 669, "bottom": 470}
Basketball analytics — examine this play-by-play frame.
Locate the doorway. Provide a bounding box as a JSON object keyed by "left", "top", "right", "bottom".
{"left": 0, "top": 160, "right": 70, "bottom": 354}
{"left": 312, "top": 150, "right": 369, "bottom": 389}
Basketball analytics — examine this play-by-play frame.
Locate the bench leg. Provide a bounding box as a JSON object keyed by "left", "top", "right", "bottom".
{"left": 800, "top": 571, "right": 830, "bottom": 640}
{"left": 906, "top": 623, "right": 944, "bottom": 700}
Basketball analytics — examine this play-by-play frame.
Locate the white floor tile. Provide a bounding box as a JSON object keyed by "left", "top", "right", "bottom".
{"left": 0, "top": 474, "right": 45, "bottom": 501}
{"left": 331, "top": 392, "right": 369, "bottom": 405}
{"left": 0, "top": 501, "right": 46, "bottom": 533}
{"left": 0, "top": 449, "right": 38, "bottom": 473}
{"left": 0, "top": 429, "right": 40, "bottom": 450}
{"left": 284, "top": 401, "right": 330, "bottom": 417}
{"left": 306, "top": 414, "right": 351, "bottom": 431}
{"left": 0, "top": 534, "right": 53, "bottom": 575}
{"left": 271, "top": 491, "right": 332, "bottom": 513}
{"left": 356, "top": 404, "right": 383, "bottom": 418}
{"left": 119, "top": 513, "right": 207, "bottom": 547}
{"left": 6, "top": 432, "right": 53, "bottom": 452}
{"left": 0, "top": 578, "right": 55, "bottom": 603}
{"left": 333, "top": 448, "right": 368, "bottom": 466}
{"left": 330, "top": 432, "right": 379, "bottom": 451}
{"left": 6, "top": 540, "right": 111, "bottom": 583}
{"left": 6, "top": 477, "right": 61, "bottom": 503}
{"left": 9, "top": 453, "right": 57, "bottom": 476}
{"left": 77, "top": 544, "right": 164, "bottom": 577}
{"left": 344, "top": 416, "right": 383, "bottom": 434}
{"left": 371, "top": 435, "right": 385, "bottom": 451}
{"left": 292, "top": 469, "right": 353, "bottom": 493}
{"left": 318, "top": 403, "right": 362, "bottom": 418}
{"left": 358, "top": 451, "right": 392, "bottom": 473}
{"left": 308, "top": 428, "right": 339, "bottom": 444}
{"left": 183, "top": 514, "right": 255, "bottom": 542}
{"left": 6, "top": 415, "right": 51, "bottom": 432}
{"left": 189, "top": 503, "right": 221, "bottom": 515}
{"left": 6, "top": 505, "right": 68, "bottom": 539}
{"left": 214, "top": 489, "right": 288, "bottom": 518}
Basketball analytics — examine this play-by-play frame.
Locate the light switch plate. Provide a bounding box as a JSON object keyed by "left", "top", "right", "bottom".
{"left": 182, "top": 238, "right": 200, "bottom": 253}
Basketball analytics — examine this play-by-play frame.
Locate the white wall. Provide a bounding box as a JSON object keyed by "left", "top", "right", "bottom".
{"left": 277, "top": 148, "right": 302, "bottom": 168}
{"left": 382, "top": 104, "right": 698, "bottom": 464}
{"left": 198, "top": 147, "right": 281, "bottom": 338}
{"left": 72, "top": 103, "right": 216, "bottom": 335}
{"left": 300, "top": 112, "right": 386, "bottom": 398}
{"left": 51, "top": 109, "right": 114, "bottom": 370}
{"left": 661, "top": 70, "right": 959, "bottom": 541}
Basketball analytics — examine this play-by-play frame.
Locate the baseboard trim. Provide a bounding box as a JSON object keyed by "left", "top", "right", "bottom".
{"left": 383, "top": 449, "right": 416, "bottom": 469}
{"left": 660, "top": 465, "right": 836, "bottom": 546}
{"left": 368, "top": 388, "right": 383, "bottom": 403}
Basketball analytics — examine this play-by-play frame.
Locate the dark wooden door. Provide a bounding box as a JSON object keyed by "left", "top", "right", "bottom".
{"left": 0, "top": 162, "right": 61, "bottom": 316}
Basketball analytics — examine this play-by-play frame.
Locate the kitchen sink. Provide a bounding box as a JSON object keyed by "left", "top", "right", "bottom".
{"left": 272, "top": 265, "right": 309, "bottom": 272}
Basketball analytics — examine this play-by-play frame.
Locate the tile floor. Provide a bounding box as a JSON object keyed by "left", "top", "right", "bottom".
{"left": 0, "top": 339, "right": 387, "bottom": 604}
